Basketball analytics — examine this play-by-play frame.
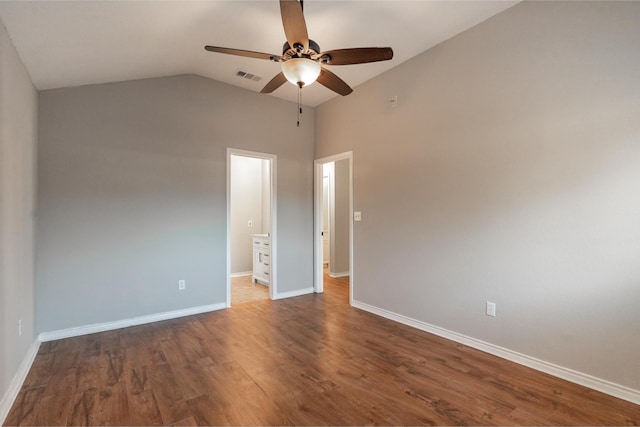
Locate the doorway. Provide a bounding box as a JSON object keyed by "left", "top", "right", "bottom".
{"left": 314, "top": 152, "right": 353, "bottom": 303}
{"left": 227, "top": 148, "right": 277, "bottom": 307}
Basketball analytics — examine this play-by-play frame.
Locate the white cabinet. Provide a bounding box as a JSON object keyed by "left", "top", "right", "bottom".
{"left": 252, "top": 235, "right": 270, "bottom": 286}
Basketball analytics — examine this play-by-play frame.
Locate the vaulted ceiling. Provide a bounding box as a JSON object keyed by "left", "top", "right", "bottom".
{"left": 0, "top": 1, "right": 517, "bottom": 106}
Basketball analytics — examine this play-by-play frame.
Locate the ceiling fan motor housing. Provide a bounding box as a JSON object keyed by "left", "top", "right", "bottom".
{"left": 282, "top": 39, "right": 321, "bottom": 58}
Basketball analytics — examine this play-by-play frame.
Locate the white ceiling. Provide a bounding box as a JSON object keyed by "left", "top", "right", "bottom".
{"left": 0, "top": 1, "right": 517, "bottom": 107}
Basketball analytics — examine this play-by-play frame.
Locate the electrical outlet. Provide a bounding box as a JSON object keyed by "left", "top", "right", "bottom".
{"left": 18, "top": 319, "right": 22, "bottom": 336}
{"left": 486, "top": 301, "right": 497, "bottom": 317}
{"left": 354, "top": 211, "right": 362, "bottom": 221}
{"left": 178, "top": 280, "right": 186, "bottom": 290}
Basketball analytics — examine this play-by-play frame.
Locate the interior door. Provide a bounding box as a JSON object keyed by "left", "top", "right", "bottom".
{"left": 322, "top": 175, "right": 330, "bottom": 265}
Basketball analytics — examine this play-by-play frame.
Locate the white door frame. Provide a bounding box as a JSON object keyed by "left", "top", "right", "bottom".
{"left": 313, "top": 151, "right": 353, "bottom": 304}
{"left": 227, "top": 148, "right": 277, "bottom": 307}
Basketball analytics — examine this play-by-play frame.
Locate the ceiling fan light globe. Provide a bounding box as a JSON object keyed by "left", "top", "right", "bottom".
{"left": 282, "top": 58, "right": 321, "bottom": 88}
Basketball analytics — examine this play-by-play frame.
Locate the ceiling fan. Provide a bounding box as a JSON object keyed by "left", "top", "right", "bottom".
{"left": 204, "top": 0, "right": 394, "bottom": 97}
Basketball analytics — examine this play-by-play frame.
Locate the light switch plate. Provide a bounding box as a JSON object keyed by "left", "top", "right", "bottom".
{"left": 486, "top": 301, "right": 496, "bottom": 317}
{"left": 354, "top": 211, "right": 362, "bottom": 221}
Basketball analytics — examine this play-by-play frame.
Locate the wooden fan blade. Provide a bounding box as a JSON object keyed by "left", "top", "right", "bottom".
{"left": 316, "top": 68, "right": 353, "bottom": 96}
{"left": 261, "top": 72, "right": 288, "bottom": 93}
{"left": 318, "top": 47, "right": 394, "bottom": 65}
{"left": 280, "top": 0, "right": 309, "bottom": 53}
{"left": 205, "top": 46, "right": 280, "bottom": 61}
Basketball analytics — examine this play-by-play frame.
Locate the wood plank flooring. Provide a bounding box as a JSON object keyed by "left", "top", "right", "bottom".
{"left": 4, "top": 273, "right": 640, "bottom": 426}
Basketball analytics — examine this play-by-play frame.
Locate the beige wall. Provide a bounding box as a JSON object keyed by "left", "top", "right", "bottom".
{"left": 0, "top": 18, "right": 37, "bottom": 414}
{"left": 316, "top": 1, "right": 640, "bottom": 390}
{"left": 261, "top": 160, "right": 271, "bottom": 234}
{"left": 37, "top": 75, "right": 315, "bottom": 332}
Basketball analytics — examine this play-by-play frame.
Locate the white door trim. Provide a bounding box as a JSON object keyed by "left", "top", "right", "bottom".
{"left": 227, "top": 148, "right": 277, "bottom": 306}
{"left": 313, "top": 151, "right": 353, "bottom": 304}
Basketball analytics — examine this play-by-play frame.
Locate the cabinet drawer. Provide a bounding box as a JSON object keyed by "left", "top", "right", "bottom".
{"left": 252, "top": 237, "right": 270, "bottom": 248}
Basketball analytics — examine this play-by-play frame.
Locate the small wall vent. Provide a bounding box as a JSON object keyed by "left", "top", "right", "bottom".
{"left": 235, "top": 70, "right": 262, "bottom": 82}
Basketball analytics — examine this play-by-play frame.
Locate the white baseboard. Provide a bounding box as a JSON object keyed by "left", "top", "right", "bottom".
{"left": 39, "top": 303, "right": 227, "bottom": 342}
{"left": 274, "top": 287, "right": 314, "bottom": 300}
{"left": 0, "top": 339, "right": 40, "bottom": 426}
{"left": 351, "top": 300, "right": 640, "bottom": 406}
{"left": 230, "top": 271, "right": 252, "bottom": 278}
{"left": 329, "top": 271, "right": 349, "bottom": 278}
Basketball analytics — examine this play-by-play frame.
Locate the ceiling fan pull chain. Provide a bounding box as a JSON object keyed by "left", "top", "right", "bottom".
{"left": 297, "top": 85, "right": 302, "bottom": 127}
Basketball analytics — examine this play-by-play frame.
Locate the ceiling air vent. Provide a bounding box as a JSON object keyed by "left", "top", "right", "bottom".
{"left": 235, "top": 70, "right": 262, "bottom": 82}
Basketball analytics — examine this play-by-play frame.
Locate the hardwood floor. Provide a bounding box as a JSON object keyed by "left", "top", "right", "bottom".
{"left": 4, "top": 273, "right": 640, "bottom": 426}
